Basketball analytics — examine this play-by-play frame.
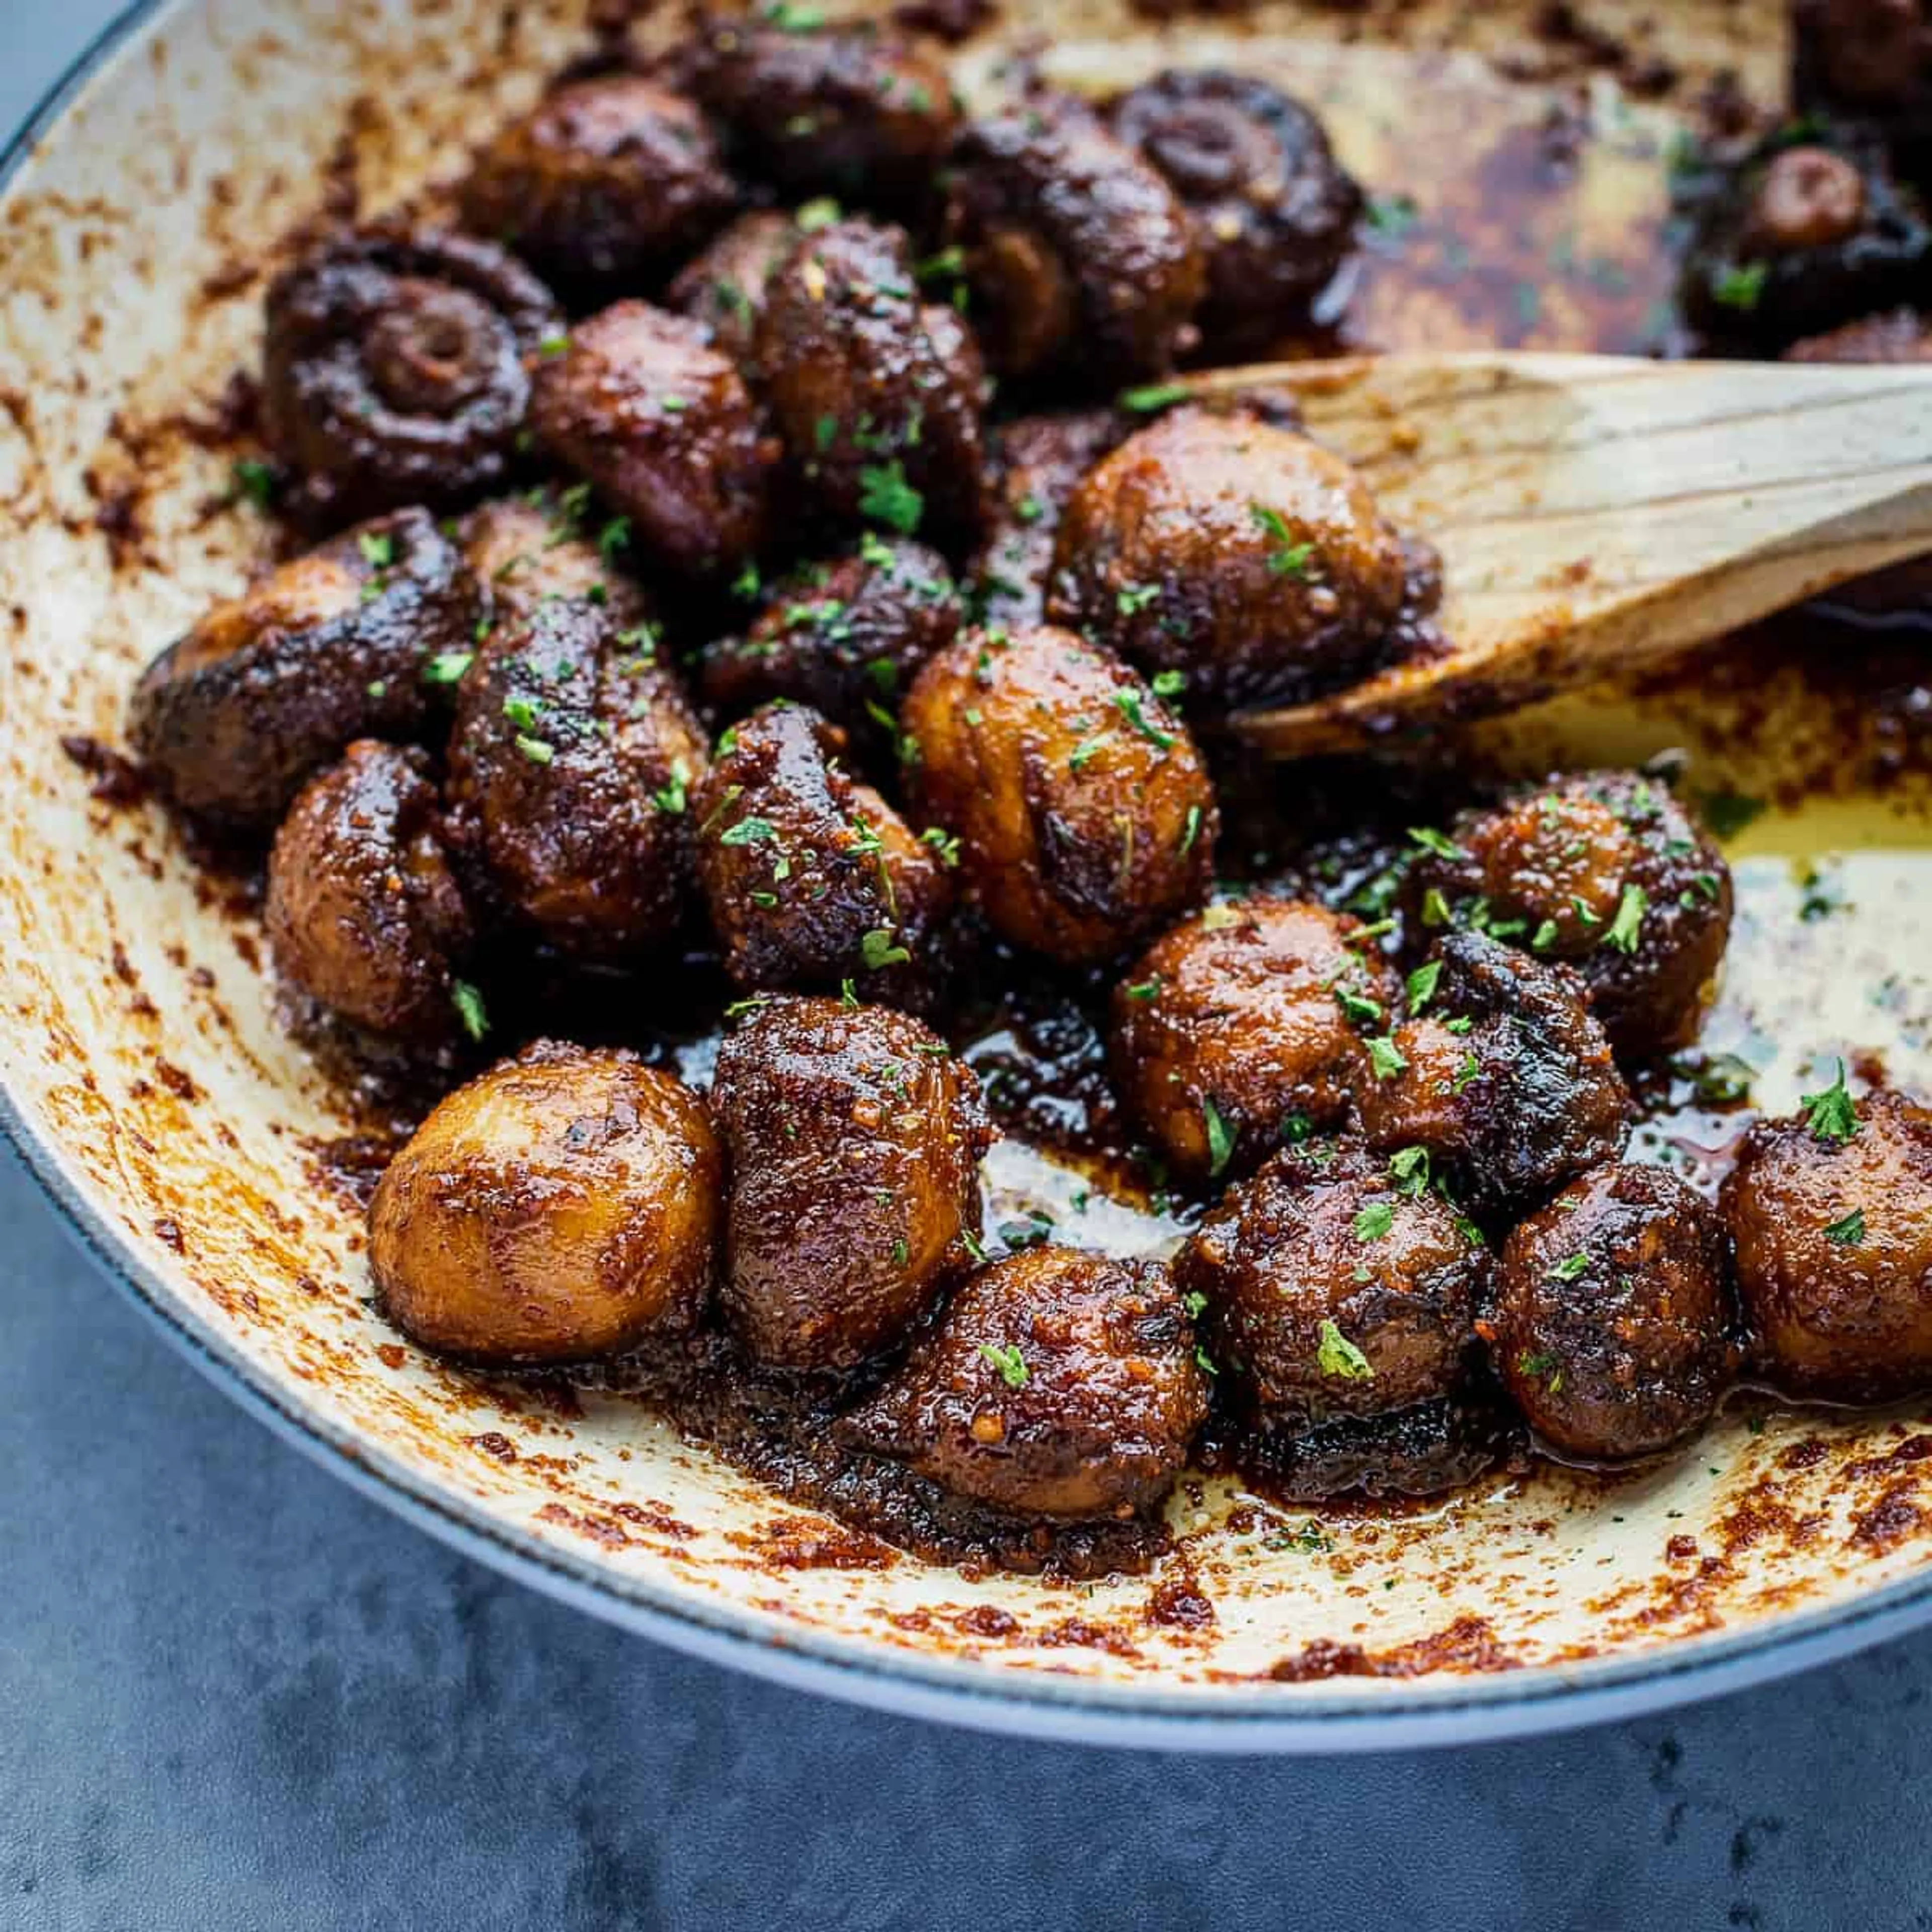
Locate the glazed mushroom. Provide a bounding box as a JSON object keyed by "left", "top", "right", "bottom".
{"left": 692, "top": 702, "right": 954, "bottom": 1004}
{"left": 1179, "top": 1138, "right": 1485, "bottom": 1429}
{"left": 754, "top": 217, "right": 991, "bottom": 546}
{"left": 264, "top": 741, "right": 474, "bottom": 1041}
{"left": 710, "top": 996, "right": 993, "bottom": 1371}
{"left": 1355, "top": 931, "right": 1632, "bottom": 1226}
{"left": 129, "top": 507, "right": 476, "bottom": 826}
{"left": 444, "top": 598, "right": 707, "bottom": 959}
{"left": 902, "top": 623, "right": 1218, "bottom": 966}
{"left": 941, "top": 92, "right": 1204, "bottom": 381}
{"left": 1049, "top": 405, "right": 1410, "bottom": 712}
{"left": 690, "top": 17, "right": 960, "bottom": 206}
{"left": 1110, "top": 70, "right": 1362, "bottom": 352}
{"left": 698, "top": 535, "right": 961, "bottom": 737}
{"left": 459, "top": 75, "right": 737, "bottom": 294}
{"left": 841, "top": 1246, "right": 1209, "bottom": 1519}
{"left": 1402, "top": 773, "right": 1734, "bottom": 1060}
{"left": 530, "top": 299, "right": 777, "bottom": 577}
{"left": 972, "top": 407, "right": 1130, "bottom": 630}
{"left": 369, "top": 1040, "right": 720, "bottom": 1363}
{"left": 1493, "top": 1161, "right": 1737, "bottom": 1461}
{"left": 1679, "top": 130, "right": 1932, "bottom": 348}
{"left": 1109, "top": 897, "right": 1396, "bottom": 1182}
{"left": 665, "top": 209, "right": 798, "bottom": 368}
{"left": 262, "top": 228, "right": 564, "bottom": 527}
{"left": 459, "top": 488, "right": 653, "bottom": 629}
{"left": 1720, "top": 1080, "right": 1932, "bottom": 1402}
{"left": 1795, "top": 0, "right": 1932, "bottom": 119}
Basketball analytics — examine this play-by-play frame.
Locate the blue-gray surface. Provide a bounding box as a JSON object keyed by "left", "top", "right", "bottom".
{"left": 6, "top": 12, "right": 1932, "bottom": 1931}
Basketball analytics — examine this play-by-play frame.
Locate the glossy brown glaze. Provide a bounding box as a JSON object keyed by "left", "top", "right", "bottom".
{"left": 444, "top": 598, "right": 706, "bottom": 959}
{"left": 459, "top": 75, "right": 737, "bottom": 293}
{"left": 1049, "top": 406, "right": 1411, "bottom": 713}
{"left": 1110, "top": 70, "right": 1362, "bottom": 353}
{"left": 942, "top": 92, "right": 1204, "bottom": 381}
{"left": 262, "top": 227, "right": 563, "bottom": 526}
{"left": 711, "top": 997, "right": 993, "bottom": 1371}
{"left": 1357, "top": 932, "right": 1631, "bottom": 1227}
{"left": 903, "top": 623, "right": 1217, "bottom": 965}
{"left": 129, "top": 508, "right": 476, "bottom": 826}
{"left": 1402, "top": 771, "right": 1734, "bottom": 1060}
{"left": 369, "top": 1039, "right": 720, "bottom": 1363}
{"left": 692, "top": 702, "right": 953, "bottom": 1004}
{"left": 1495, "top": 1162, "right": 1739, "bottom": 1460}
{"left": 1722, "top": 1087, "right": 1932, "bottom": 1401}
{"left": 698, "top": 535, "right": 960, "bottom": 738}
{"left": 691, "top": 18, "right": 960, "bottom": 206}
{"left": 264, "top": 741, "right": 473, "bottom": 1042}
{"left": 842, "top": 1246, "right": 1208, "bottom": 1518}
{"left": 754, "top": 217, "right": 990, "bottom": 546}
{"left": 459, "top": 490, "right": 652, "bottom": 628}
{"left": 1181, "top": 1138, "right": 1485, "bottom": 1426}
{"left": 664, "top": 210, "right": 798, "bottom": 369}
{"left": 530, "top": 299, "right": 776, "bottom": 577}
{"left": 1111, "top": 897, "right": 1396, "bottom": 1180}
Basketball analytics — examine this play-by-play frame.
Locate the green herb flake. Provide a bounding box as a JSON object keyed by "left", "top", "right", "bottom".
{"left": 229, "top": 457, "right": 276, "bottom": 509}
{"left": 1202, "top": 1095, "right": 1236, "bottom": 1177}
{"left": 1547, "top": 1252, "right": 1590, "bottom": 1283}
{"left": 1802, "top": 1061, "right": 1860, "bottom": 1145}
{"left": 1603, "top": 883, "right": 1648, "bottom": 954}
{"left": 1406, "top": 959, "right": 1442, "bottom": 1013}
{"left": 1353, "top": 1200, "right": 1395, "bottom": 1243}
{"left": 719, "top": 816, "right": 779, "bottom": 847}
{"left": 1124, "top": 977, "right": 1161, "bottom": 1003}
{"left": 1823, "top": 1208, "right": 1866, "bottom": 1247}
{"left": 1178, "top": 803, "right": 1203, "bottom": 857}
{"left": 978, "top": 1342, "right": 1028, "bottom": 1388}
{"left": 1389, "top": 1146, "right": 1431, "bottom": 1196}
{"left": 357, "top": 531, "right": 396, "bottom": 570}
{"left": 1118, "top": 381, "right": 1194, "bottom": 413}
{"left": 1113, "top": 687, "right": 1176, "bottom": 750}
{"left": 1115, "top": 583, "right": 1162, "bottom": 616}
{"left": 1334, "top": 985, "right": 1385, "bottom": 1028}
{"left": 422, "top": 650, "right": 474, "bottom": 686}
{"left": 858, "top": 459, "right": 923, "bottom": 535}
{"left": 1711, "top": 261, "right": 1770, "bottom": 312}
{"left": 652, "top": 760, "right": 690, "bottom": 816}
{"left": 1317, "top": 1319, "right": 1374, "bottom": 1382}
{"left": 449, "top": 979, "right": 488, "bottom": 1042}
{"left": 861, "top": 928, "right": 912, "bottom": 970}
{"left": 1367, "top": 1035, "right": 1408, "bottom": 1082}
{"left": 1249, "top": 503, "right": 1317, "bottom": 577}
{"left": 1408, "top": 825, "right": 1467, "bottom": 861}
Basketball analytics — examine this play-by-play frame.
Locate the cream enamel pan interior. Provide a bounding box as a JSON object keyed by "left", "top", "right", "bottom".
{"left": 7, "top": 0, "right": 1932, "bottom": 1749}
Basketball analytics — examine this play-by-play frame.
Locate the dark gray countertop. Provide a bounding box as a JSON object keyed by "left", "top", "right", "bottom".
{"left": 6, "top": 11, "right": 1931, "bottom": 1927}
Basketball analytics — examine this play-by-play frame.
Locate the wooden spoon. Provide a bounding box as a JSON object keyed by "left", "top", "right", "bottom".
{"left": 1181, "top": 353, "right": 1932, "bottom": 759}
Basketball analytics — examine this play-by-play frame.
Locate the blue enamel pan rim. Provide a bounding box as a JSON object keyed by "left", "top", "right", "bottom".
{"left": 10, "top": 0, "right": 1932, "bottom": 1752}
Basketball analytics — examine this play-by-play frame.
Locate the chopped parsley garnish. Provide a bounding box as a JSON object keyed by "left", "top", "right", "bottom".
{"left": 919, "top": 827, "right": 960, "bottom": 866}
{"left": 1353, "top": 1200, "right": 1395, "bottom": 1242}
{"left": 1124, "top": 978, "right": 1161, "bottom": 1002}
{"left": 1516, "top": 1350, "right": 1563, "bottom": 1391}
{"left": 229, "top": 457, "right": 276, "bottom": 508}
{"left": 652, "top": 761, "right": 690, "bottom": 816}
{"left": 1179, "top": 804, "right": 1204, "bottom": 856}
{"left": 1113, "top": 688, "right": 1176, "bottom": 750}
{"left": 1151, "top": 669, "right": 1186, "bottom": 699}
{"left": 1420, "top": 887, "right": 1454, "bottom": 928}
{"left": 796, "top": 195, "right": 841, "bottom": 231}
{"left": 978, "top": 1342, "right": 1028, "bottom": 1388}
{"left": 357, "top": 531, "right": 395, "bottom": 570}
{"left": 731, "top": 560, "right": 762, "bottom": 601}
{"left": 537, "top": 332, "right": 572, "bottom": 357}
{"left": 1317, "top": 1320, "right": 1374, "bottom": 1382}
{"left": 719, "top": 816, "right": 779, "bottom": 847}
{"left": 961, "top": 1229, "right": 988, "bottom": 1264}
{"left": 1118, "top": 381, "right": 1194, "bottom": 413}
{"left": 1365, "top": 194, "right": 1419, "bottom": 242}
{"left": 1334, "top": 985, "right": 1385, "bottom": 1028}
{"left": 1679, "top": 1050, "right": 1755, "bottom": 1107}
{"left": 858, "top": 460, "right": 923, "bottom": 534}
{"left": 1367, "top": 1035, "right": 1408, "bottom": 1081}
{"left": 1603, "top": 883, "right": 1648, "bottom": 954}
{"left": 1389, "top": 1146, "right": 1431, "bottom": 1195}
{"left": 1406, "top": 959, "right": 1441, "bottom": 1013}
{"left": 1407, "top": 825, "right": 1467, "bottom": 861}
{"left": 1249, "top": 503, "right": 1316, "bottom": 577}
{"left": 515, "top": 735, "right": 554, "bottom": 766}
{"left": 1711, "top": 261, "right": 1769, "bottom": 312}
{"left": 1202, "top": 1095, "right": 1236, "bottom": 1176}
{"left": 723, "top": 997, "right": 770, "bottom": 1019}
{"left": 1531, "top": 919, "right": 1560, "bottom": 952}
{"left": 422, "top": 650, "right": 473, "bottom": 686}
{"left": 1823, "top": 1208, "right": 1867, "bottom": 1247}
{"left": 449, "top": 979, "right": 488, "bottom": 1042}
{"left": 1181, "top": 1290, "right": 1208, "bottom": 1321}
{"left": 1801, "top": 1061, "right": 1860, "bottom": 1144}
{"left": 861, "top": 928, "right": 911, "bottom": 969}
{"left": 1115, "top": 583, "right": 1162, "bottom": 616}
{"left": 1697, "top": 788, "right": 1765, "bottom": 840}
{"left": 1547, "top": 1252, "right": 1590, "bottom": 1282}
{"left": 597, "top": 516, "right": 631, "bottom": 558}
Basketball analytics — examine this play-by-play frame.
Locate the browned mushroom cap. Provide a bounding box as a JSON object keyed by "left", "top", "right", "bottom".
{"left": 1049, "top": 405, "right": 1408, "bottom": 713}
{"left": 1356, "top": 932, "right": 1632, "bottom": 1227}
{"left": 460, "top": 75, "right": 738, "bottom": 292}
{"left": 1802, "top": 0, "right": 1932, "bottom": 107}
{"left": 1179, "top": 1138, "right": 1485, "bottom": 1427}
{"left": 444, "top": 598, "right": 707, "bottom": 959}
{"left": 1721, "top": 1084, "right": 1932, "bottom": 1402}
{"left": 711, "top": 996, "right": 993, "bottom": 1371}
{"left": 902, "top": 623, "right": 1218, "bottom": 966}
{"left": 129, "top": 507, "right": 477, "bottom": 827}
{"left": 265, "top": 741, "right": 474, "bottom": 1040}
{"left": 369, "top": 1040, "right": 720, "bottom": 1364}
{"left": 1109, "top": 897, "right": 1397, "bottom": 1182}
{"left": 841, "top": 1245, "right": 1209, "bottom": 1519}
{"left": 755, "top": 217, "right": 991, "bottom": 546}
{"left": 1402, "top": 772, "right": 1734, "bottom": 1061}
{"left": 665, "top": 210, "right": 799, "bottom": 368}
{"left": 1495, "top": 1161, "right": 1738, "bottom": 1461}
{"left": 698, "top": 535, "right": 960, "bottom": 737}
{"left": 1110, "top": 70, "right": 1362, "bottom": 352}
{"left": 530, "top": 300, "right": 777, "bottom": 578}
{"left": 263, "top": 228, "right": 563, "bottom": 528}
{"left": 692, "top": 702, "right": 954, "bottom": 1005}
{"left": 941, "top": 92, "right": 1204, "bottom": 382}
{"left": 690, "top": 18, "right": 959, "bottom": 206}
